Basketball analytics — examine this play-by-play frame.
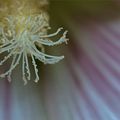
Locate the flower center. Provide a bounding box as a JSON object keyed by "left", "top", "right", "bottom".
{"left": 0, "top": 0, "right": 68, "bottom": 84}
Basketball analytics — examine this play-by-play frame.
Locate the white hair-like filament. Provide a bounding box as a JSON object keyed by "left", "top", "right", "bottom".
{"left": 0, "top": 14, "right": 68, "bottom": 84}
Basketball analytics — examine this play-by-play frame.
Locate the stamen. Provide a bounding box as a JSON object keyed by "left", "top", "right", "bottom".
{"left": 0, "top": 48, "right": 15, "bottom": 65}
{"left": 0, "top": 51, "right": 22, "bottom": 78}
{"left": 24, "top": 51, "right": 30, "bottom": 80}
{"left": 22, "top": 52, "right": 27, "bottom": 85}
{"left": 7, "top": 54, "right": 17, "bottom": 82}
{"left": 0, "top": 13, "right": 68, "bottom": 84}
{"left": 39, "top": 27, "right": 63, "bottom": 38}
{"left": 34, "top": 30, "right": 69, "bottom": 46}
{"left": 31, "top": 54, "right": 39, "bottom": 83}
{"left": 1, "top": 28, "right": 9, "bottom": 42}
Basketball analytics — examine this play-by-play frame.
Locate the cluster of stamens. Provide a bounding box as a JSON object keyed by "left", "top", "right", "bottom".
{"left": 0, "top": 13, "right": 68, "bottom": 84}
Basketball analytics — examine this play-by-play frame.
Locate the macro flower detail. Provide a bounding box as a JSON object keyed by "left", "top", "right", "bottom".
{"left": 0, "top": 13, "right": 68, "bottom": 84}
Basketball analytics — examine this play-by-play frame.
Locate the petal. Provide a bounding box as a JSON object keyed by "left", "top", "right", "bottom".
{"left": 1, "top": 1, "right": 120, "bottom": 120}
{"left": 65, "top": 19, "right": 120, "bottom": 119}
{"left": 45, "top": 1, "right": 120, "bottom": 120}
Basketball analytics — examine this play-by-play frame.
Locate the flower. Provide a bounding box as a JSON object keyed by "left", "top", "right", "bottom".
{"left": 1, "top": 0, "right": 120, "bottom": 120}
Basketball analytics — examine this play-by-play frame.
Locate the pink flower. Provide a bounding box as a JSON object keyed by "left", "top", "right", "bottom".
{"left": 1, "top": 0, "right": 120, "bottom": 120}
